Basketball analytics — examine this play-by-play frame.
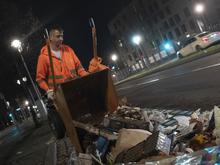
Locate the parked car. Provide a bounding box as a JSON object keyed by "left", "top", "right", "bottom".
{"left": 177, "top": 31, "right": 220, "bottom": 58}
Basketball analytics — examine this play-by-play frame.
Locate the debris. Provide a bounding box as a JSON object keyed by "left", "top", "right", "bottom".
{"left": 114, "top": 131, "right": 171, "bottom": 163}
{"left": 78, "top": 153, "right": 93, "bottom": 165}
{"left": 111, "top": 128, "right": 152, "bottom": 161}
{"left": 59, "top": 105, "right": 220, "bottom": 164}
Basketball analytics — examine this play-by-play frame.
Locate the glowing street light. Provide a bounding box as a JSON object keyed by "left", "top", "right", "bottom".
{"left": 164, "top": 43, "right": 172, "bottom": 50}
{"left": 11, "top": 39, "right": 43, "bottom": 105}
{"left": 16, "top": 79, "right": 21, "bottom": 85}
{"left": 22, "top": 77, "right": 27, "bottom": 82}
{"left": 12, "top": 39, "right": 36, "bottom": 105}
{"left": 195, "top": 3, "right": 205, "bottom": 14}
{"left": 132, "top": 35, "right": 142, "bottom": 45}
{"left": 11, "top": 39, "right": 22, "bottom": 52}
{"left": 194, "top": 3, "right": 206, "bottom": 32}
{"left": 9, "top": 113, "right": 13, "bottom": 118}
{"left": 6, "top": 101, "right": 10, "bottom": 107}
{"left": 132, "top": 35, "right": 149, "bottom": 69}
{"left": 25, "top": 100, "right": 29, "bottom": 106}
{"left": 32, "top": 105, "right": 37, "bottom": 109}
{"left": 111, "top": 54, "right": 118, "bottom": 62}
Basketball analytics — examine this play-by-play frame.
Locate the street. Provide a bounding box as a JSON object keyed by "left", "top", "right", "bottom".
{"left": 0, "top": 119, "right": 54, "bottom": 165}
{"left": 116, "top": 52, "right": 220, "bottom": 110}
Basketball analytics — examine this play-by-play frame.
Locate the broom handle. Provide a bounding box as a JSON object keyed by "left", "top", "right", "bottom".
{"left": 89, "top": 18, "right": 98, "bottom": 59}
{"left": 44, "top": 29, "right": 57, "bottom": 90}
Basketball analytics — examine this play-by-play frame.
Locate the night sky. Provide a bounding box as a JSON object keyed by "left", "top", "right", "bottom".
{"left": 0, "top": 0, "right": 131, "bottom": 107}
{"left": 21, "top": 0, "right": 131, "bottom": 66}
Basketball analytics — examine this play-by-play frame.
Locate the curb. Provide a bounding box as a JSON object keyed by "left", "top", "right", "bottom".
{"left": 44, "top": 142, "right": 57, "bottom": 165}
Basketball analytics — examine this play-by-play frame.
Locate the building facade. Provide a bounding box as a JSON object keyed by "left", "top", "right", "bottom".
{"left": 108, "top": 0, "right": 220, "bottom": 70}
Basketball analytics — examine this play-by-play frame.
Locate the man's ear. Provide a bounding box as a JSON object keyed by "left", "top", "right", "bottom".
{"left": 49, "top": 36, "right": 52, "bottom": 41}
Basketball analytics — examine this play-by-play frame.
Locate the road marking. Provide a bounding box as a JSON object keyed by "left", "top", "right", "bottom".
{"left": 138, "top": 79, "right": 160, "bottom": 86}
{"left": 192, "top": 63, "right": 220, "bottom": 72}
{"left": 118, "top": 62, "right": 220, "bottom": 91}
{"left": 117, "top": 85, "right": 134, "bottom": 90}
{"left": 118, "top": 79, "right": 160, "bottom": 90}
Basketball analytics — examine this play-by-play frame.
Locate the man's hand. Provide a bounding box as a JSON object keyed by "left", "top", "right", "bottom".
{"left": 47, "top": 89, "right": 54, "bottom": 100}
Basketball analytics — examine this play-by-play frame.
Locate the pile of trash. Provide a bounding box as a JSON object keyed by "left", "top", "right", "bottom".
{"left": 68, "top": 104, "right": 220, "bottom": 164}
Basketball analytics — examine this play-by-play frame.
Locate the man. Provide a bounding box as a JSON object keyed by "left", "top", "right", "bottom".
{"left": 36, "top": 25, "right": 89, "bottom": 100}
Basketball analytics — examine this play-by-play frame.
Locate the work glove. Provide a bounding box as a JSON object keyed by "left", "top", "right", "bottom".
{"left": 47, "top": 89, "right": 54, "bottom": 100}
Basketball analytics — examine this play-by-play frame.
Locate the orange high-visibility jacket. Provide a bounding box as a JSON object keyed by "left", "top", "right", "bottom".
{"left": 36, "top": 44, "right": 88, "bottom": 91}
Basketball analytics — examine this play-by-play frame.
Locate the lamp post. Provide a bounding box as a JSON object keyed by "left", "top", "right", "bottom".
{"left": 110, "top": 54, "right": 119, "bottom": 81}
{"left": 132, "top": 35, "right": 142, "bottom": 46}
{"left": 111, "top": 54, "right": 118, "bottom": 62}
{"left": 195, "top": 3, "right": 204, "bottom": 14}
{"left": 16, "top": 77, "right": 35, "bottom": 107}
{"left": 132, "top": 35, "right": 149, "bottom": 69}
{"left": 111, "top": 53, "right": 119, "bottom": 69}
{"left": 11, "top": 39, "right": 47, "bottom": 117}
{"left": 194, "top": 3, "right": 206, "bottom": 32}
{"left": 25, "top": 100, "right": 29, "bottom": 106}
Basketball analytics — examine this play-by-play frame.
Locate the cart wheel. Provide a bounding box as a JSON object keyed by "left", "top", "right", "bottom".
{"left": 47, "top": 109, "right": 66, "bottom": 139}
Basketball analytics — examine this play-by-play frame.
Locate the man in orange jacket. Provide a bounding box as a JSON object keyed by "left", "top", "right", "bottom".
{"left": 36, "top": 25, "right": 89, "bottom": 100}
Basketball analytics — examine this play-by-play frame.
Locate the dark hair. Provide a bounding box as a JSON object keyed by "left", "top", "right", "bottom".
{"left": 49, "top": 24, "right": 64, "bottom": 35}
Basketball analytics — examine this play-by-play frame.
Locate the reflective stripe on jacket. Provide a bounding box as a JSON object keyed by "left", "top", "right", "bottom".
{"left": 36, "top": 44, "right": 88, "bottom": 91}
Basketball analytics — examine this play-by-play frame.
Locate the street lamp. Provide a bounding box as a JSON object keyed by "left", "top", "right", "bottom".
{"left": 132, "top": 35, "right": 142, "bottom": 45}
{"left": 194, "top": 3, "right": 206, "bottom": 32}
{"left": 22, "top": 77, "right": 27, "bottom": 82}
{"left": 132, "top": 35, "right": 149, "bottom": 69}
{"left": 25, "top": 100, "right": 29, "bottom": 106}
{"left": 11, "top": 39, "right": 37, "bottom": 103}
{"left": 110, "top": 53, "right": 120, "bottom": 70}
{"left": 16, "top": 77, "right": 35, "bottom": 106}
{"left": 11, "top": 39, "right": 47, "bottom": 116}
{"left": 164, "top": 43, "right": 172, "bottom": 51}
{"left": 11, "top": 39, "right": 22, "bottom": 52}
{"left": 110, "top": 53, "right": 119, "bottom": 73}
{"left": 16, "top": 79, "right": 21, "bottom": 85}
{"left": 111, "top": 54, "right": 118, "bottom": 62}
{"left": 195, "top": 3, "right": 204, "bottom": 14}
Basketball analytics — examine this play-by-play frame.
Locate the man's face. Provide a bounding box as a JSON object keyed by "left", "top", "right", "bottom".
{"left": 50, "top": 30, "right": 63, "bottom": 49}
